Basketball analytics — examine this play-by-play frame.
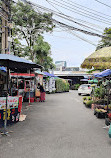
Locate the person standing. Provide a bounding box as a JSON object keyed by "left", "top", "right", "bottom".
{"left": 37, "top": 83, "right": 45, "bottom": 102}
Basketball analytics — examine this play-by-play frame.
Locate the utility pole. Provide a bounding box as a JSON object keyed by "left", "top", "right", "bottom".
{"left": 1, "top": 0, "right": 10, "bottom": 54}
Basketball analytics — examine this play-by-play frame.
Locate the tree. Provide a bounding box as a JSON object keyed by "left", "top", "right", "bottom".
{"left": 11, "top": 1, "right": 55, "bottom": 71}
{"left": 11, "top": 38, "right": 25, "bottom": 57}
{"left": 96, "top": 27, "right": 111, "bottom": 50}
{"left": 24, "top": 35, "right": 55, "bottom": 71}
{"left": 11, "top": 1, "right": 55, "bottom": 61}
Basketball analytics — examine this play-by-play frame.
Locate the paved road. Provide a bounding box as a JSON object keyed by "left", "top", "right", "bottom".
{"left": 0, "top": 91, "right": 111, "bottom": 158}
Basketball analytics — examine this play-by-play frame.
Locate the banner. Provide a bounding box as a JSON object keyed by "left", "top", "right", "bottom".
{"left": 0, "top": 97, "right": 19, "bottom": 110}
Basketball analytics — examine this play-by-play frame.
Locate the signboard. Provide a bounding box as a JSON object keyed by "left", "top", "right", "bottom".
{"left": 0, "top": 97, "right": 19, "bottom": 110}
{"left": 36, "top": 74, "right": 43, "bottom": 85}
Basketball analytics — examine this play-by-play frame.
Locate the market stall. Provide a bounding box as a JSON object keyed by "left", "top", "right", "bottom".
{"left": 93, "top": 69, "right": 111, "bottom": 137}
{"left": 0, "top": 54, "right": 42, "bottom": 133}
{"left": 43, "top": 72, "right": 56, "bottom": 93}
{"left": 10, "top": 73, "right": 35, "bottom": 102}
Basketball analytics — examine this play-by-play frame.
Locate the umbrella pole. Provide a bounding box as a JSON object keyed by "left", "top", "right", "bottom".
{"left": 3, "top": 66, "right": 9, "bottom": 135}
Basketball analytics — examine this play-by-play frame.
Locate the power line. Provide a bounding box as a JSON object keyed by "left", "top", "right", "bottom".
{"left": 57, "top": 26, "right": 97, "bottom": 46}
{"left": 25, "top": 0, "right": 109, "bottom": 39}
{"left": 67, "top": 30, "right": 97, "bottom": 46}
{"left": 52, "top": 18, "right": 106, "bottom": 38}
{"left": 59, "top": 0, "right": 111, "bottom": 21}
{"left": 10, "top": 1, "right": 110, "bottom": 42}
{"left": 47, "top": 0, "right": 111, "bottom": 25}
{"left": 27, "top": 0, "right": 104, "bottom": 30}
{"left": 30, "top": 1, "right": 104, "bottom": 34}
{"left": 35, "top": 4, "right": 104, "bottom": 30}
{"left": 95, "top": 0, "right": 111, "bottom": 9}
{"left": 68, "top": 0, "right": 111, "bottom": 18}
{"left": 45, "top": 0, "right": 103, "bottom": 34}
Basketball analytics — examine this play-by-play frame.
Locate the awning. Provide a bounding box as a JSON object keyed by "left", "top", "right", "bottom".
{"left": 94, "top": 69, "right": 111, "bottom": 78}
{"left": 10, "top": 73, "right": 35, "bottom": 78}
{"left": 35, "top": 70, "right": 44, "bottom": 75}
{"left": 0, "top": 54, "right": 42, "bottom": 70}
{"left": 44, "top": 72, "right": 56, "bottom": 77}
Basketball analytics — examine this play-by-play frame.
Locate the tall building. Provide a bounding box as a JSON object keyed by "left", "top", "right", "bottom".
{"left": 55, "top": 61, "right": 67, "bottom": 71}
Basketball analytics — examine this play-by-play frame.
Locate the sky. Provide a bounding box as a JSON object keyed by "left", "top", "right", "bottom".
{"left": 25, "top": 0, "right": 111, "bottom": 67}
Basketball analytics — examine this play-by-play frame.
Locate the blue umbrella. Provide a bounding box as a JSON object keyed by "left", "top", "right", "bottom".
{"left": 0, "top": 66, "right": 6, "bottom": 72}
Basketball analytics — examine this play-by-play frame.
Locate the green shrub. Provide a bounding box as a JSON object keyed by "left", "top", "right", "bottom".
{"left": 99, "top": 84, "right": 105, "bottom": 98}
{"left": 104, "top": 104, "right": 111, "bottom": 110}
{"left": 83, "top": 100, "right": 87, "bottom": 104}
{"left": 74, "top": 84, "right": 80, "bottom": 90}
{"left": 87, "top": 96, "right": 92, "bottom": 100}
{"left": 70, "top": 84, "right": 80, "bottom": 90}
{"left": 94, "top": 84, "right": 105, "bottom": 99}
{"left": 83, "top": 97, "right": 87, "bottom": 100}
{"left": 95, "top": 108, "right": 101, "bottom": 112}
{"left": 55, "top": 79, "right": 69, "bottom": 93}
{"left": 93, "top": 99, "right": 107, "bottom": 105}
{"left": 94, "top": 87, "right": 100, "bottom": 97}
{"left": 85, "top": 100, "right": 93, "bottom": 108}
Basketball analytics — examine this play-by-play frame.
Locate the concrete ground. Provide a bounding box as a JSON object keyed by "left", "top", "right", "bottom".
{"left": 0, "top": 90, "right": 111, "bottom": 158}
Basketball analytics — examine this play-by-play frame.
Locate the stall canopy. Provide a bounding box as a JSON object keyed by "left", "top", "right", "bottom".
{"left": 94, "top": 69, "right": 111, "bottom": 78}
{"left": 44, "top": 72, "right": 56, "bottom": 77}
{"left": 0, "top": 54, "right": 42, "bottom": 70}
{"left": 35, "top": 70, "right": 44, "bottom": 75}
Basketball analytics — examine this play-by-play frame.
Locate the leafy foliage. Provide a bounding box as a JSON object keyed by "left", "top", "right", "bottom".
{"left": 55, "top": 79, "right": 69, "bottom": 92}
{"left": 83, "top": 96, "right": 87, "bottom": 100}
{"left": 85, "top": 100, "right": 93, "bottom": 108}
{"left": 94, "top": 84, "right": 105, "bottom": 98}
{"left": 11, "top": 1, "right": 55, "bottom": 71}
{"left": 70, "top": 84, "right": 80, "bottom": 90}
{"left": 96, "top": 27, "right": 111, "bottom": 50}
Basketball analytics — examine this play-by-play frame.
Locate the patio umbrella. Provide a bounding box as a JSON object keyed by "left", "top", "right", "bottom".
{"left": 0, "top": 54, "right": 42, "bottom": 133}
{"left": 81, "top": 46, "right": 111, "bottom": 69}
